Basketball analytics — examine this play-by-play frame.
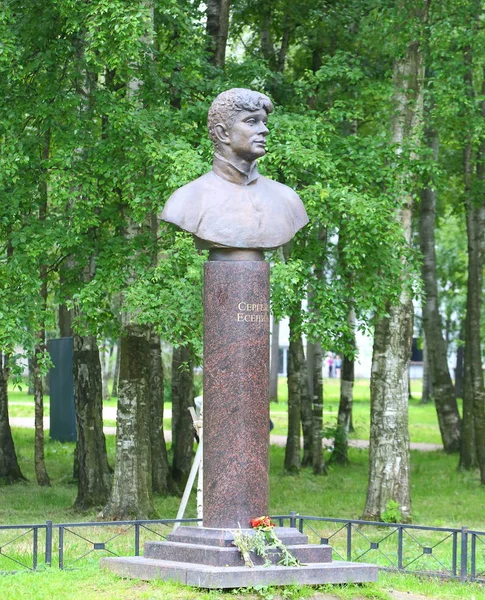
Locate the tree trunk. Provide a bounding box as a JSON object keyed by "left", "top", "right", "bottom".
{"left": 455, "top": 323, "right": 464, "bottom": 399}
{"left": 101, "top": 207, "right": 155, "bottom": 519}
{"left": 306, "top": 228, "right": 327, "bottom": 474}
{"left": 100, "top": 343, "right": 110, "bottom": 401}
{"left": 300, "top": 338, "right": 313, "bottom": 468}
{"left": 206, "top": 0, "right": 230, "bottom": 67}
{"left": 277, "top": 24, "right": 291, "bottom": 73}
{"left": 111, "top": 339, "right": 121, "bottom": 397}
{"left": 419, "top": 118, "right": 461, "bottom": 451}
{"left": 459, "top": 47, "right": 479, "bottom": 471}
{"left": 58, "top": 259, "right": 74, "bottom": 338}
{"left": 420, "top": 340, "right": 432, "bottom": 404}
{"left": 461, "top": 65, "right": 485, "bottom": 479}
{"left": 72, "top": 333, "right": 111, "bottom": 509}
{"left": 363, "top": 19, "right": 426, "bottom": 520}
{"left": 307, "top": 341, "right": 325, "bottom": 475}
{"left": 260, "top": 10, "right": 274, "bottom": 64}
{"left": 171, "top": 346, "right": 180, "bottom": 445}
{"left": 473, "top": 72, "right": 485, "bottom": 484}
{"left": 34, "top": 150, "right": 51, "bottom": 487}
{"left": 363, "top": 298, "right": 413, "bottom": 522}
{"left": 330, "top": 309, "right": 356, "bottom": 465}
{"left": 269, "top": 318, "right": 280, "bottom": 402}
{"left": 0, "top": 355, "right": 26, "bottom": 483}
{"left": 101, "top": 323, "right": 155, "bottom": 519}
{"left": 171, "top": 344, "right": 195, "bottom": 486}
{"left": 27, "top": 355, "right": 34, "bottom": 395}
{"left": 284, "top": 313, "right": 301, "bottom": 474}
{"left": 58, "top": 304, "right": 73, "bottom": 338}
{"left": 32, "top": 331, "right": 50, "bottom": 487}
{"left": 149, "top": 329, "right": 175, "bottom": 495}
{"left": 108, "top": 342, "right": 118, "bottom": 396}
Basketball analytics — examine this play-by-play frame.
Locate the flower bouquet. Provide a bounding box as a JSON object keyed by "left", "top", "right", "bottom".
{"left": 232, "top": 516, "right": 301, "bottom": 568}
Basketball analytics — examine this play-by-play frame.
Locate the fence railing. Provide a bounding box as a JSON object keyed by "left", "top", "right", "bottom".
{"left": 0, "top": 513, "right": 484, "bottom": 583}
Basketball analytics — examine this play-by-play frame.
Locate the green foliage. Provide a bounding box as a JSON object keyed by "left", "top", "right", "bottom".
{"left": 381, "top": 500, "right": 403, "bottom": 524}
{"left": 0, "top": 0, "right": 432, "bottom": 359}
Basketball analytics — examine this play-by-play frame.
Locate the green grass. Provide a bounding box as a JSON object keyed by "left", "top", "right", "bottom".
{"left": 2, "top": 563, "right": 485, "bottom": 600}
{"left": 3, "top": 380, "right": 482, "bottom": 599}
{"left": 1, "top": 432, "right": 484, "bottom": 598}
{"left": 9, "top": 377, "right": 446, "bottom": 446}
{"left": 269, "top": 378, "right": 446, "bottom": 446}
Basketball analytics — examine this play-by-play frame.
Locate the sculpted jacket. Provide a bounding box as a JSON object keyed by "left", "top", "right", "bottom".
{"left": 161, "top": 154, "right": 308, "bottom": 249}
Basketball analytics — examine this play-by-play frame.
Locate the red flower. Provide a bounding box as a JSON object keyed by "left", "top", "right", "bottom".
{"left": 250, "top": 516, "right": 275, "bottom": 529}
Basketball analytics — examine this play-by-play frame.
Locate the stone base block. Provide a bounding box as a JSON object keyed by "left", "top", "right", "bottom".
{"left": 100, "top": 556, "right": 378, "bottom": 588}
{"left": 166, "top": 526, "right": 308, "bottom": 547}
{"left": 144, "top": 540, "right": 332, "bottom": 567}
{"left": 100, "top": 526, "right": 377, "bottom": 589}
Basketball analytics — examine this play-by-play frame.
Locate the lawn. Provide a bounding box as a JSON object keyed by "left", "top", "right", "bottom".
{"left": 1, "top": 429, "right": 484, "bottom": 599}
{"left": 8, "top": 377, "right": 446, "bottom": 445}
{"left": 3, "top": 379, "right": 483, "bottom": 600}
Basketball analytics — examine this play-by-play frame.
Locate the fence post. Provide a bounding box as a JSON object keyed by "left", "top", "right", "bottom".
{"left": 471, "top": 533, "right": 476, "bottom": 580}
{"left": 298, "top": 517, "right": 304, "bottom": 534}
{"left": 59, "top": 526, "right": 64, "bottom": 570}
{"left": 45, "top": 520, "right": 52, "bottom": 567}
{"left": 290, "top": 511, "right": 297, "bottom": 529}
{"left": 347, "top": 522, "right": 352, "bottom": 562}
{"left": 452, "top": 531, "right": 458, "bottom": 577}
{"left": 135, "top": 523, "right": 140, "bottom": 556}
{"left": 397, "top": 526, "right": 403, "bottom": 570}
{"left": 33, "top": 526, "right": 38, "bottom": 570}
{"left": 460, "top": 526, "right": 468, "bottom": 581}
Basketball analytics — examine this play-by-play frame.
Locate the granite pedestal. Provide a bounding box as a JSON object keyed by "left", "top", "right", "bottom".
{"left": 100, "top": 525, "right": 378, "bottom": 587}
{"left": 101, "top": 251, "right": 377, "bottom": 587}
{"left": 203, "top": 254, "right": 270, "bottom": 527}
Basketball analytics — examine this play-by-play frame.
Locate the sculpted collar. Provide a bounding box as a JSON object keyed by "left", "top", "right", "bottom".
{"left": 212, "top": 153, "right": 259, "bottom": 186}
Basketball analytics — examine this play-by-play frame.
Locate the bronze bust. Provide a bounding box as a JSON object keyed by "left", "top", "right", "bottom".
{"left": 161, "top": 88, "right": 308, "bottom": 249}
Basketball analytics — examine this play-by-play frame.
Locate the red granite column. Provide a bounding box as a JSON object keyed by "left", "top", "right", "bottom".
{"left": 203, "top": 258, "right": 270, "bottom": 528}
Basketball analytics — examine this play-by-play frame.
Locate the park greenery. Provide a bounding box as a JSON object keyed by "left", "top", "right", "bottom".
{"left": 1, "top": 2, "right": 485, "bottom": 595}
{"left": 2, "top": 383, "right": 485, "bottom": 599}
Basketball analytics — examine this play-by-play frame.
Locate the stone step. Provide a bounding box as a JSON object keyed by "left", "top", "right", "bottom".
{"left": 166, "top": 526, "right": 309, "bottom": 547}
{"left": 100, "top": 556, "right": 378, "bottom": 588}
{"left": 144, "top": 540, "right": 332, "bottom": 567}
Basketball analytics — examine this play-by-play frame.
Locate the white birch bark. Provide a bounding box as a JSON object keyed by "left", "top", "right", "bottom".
{"left": 363, "top": 31, "right": 426, "bottom": 522}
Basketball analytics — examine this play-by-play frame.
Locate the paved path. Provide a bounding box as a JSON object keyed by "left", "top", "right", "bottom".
{"left": 9, "top": 409, "right": 443, "bottom": 451}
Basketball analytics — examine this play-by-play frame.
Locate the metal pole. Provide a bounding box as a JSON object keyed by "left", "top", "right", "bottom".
{"left": 173, "top": 438, "right": 203, "bottom": 532}
{"left": 59, "top": 526, "right": 64, "bottom": 570}
{"left": 135, "top": 523, "right": 140, "bottom": 556}
{"left": 397, "top": 526, "right": 403, "bottom": 570}
{"left": 347, "top": 522, "right": 352, "bottom": 562}
{"left": 33, "top": 527, "right": 38, "bottom": 570}
{"left": 460, "top": 526, "right": 468, "bottom": 581}
{"left": 45, "top": 520, "right": 52, "bottom": 567}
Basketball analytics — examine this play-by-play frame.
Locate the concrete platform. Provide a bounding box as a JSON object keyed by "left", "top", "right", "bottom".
{"left": 100, "top": 555, "right": 378, "bottom": 588}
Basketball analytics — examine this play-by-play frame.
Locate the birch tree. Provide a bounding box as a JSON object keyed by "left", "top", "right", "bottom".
{"left": 363, "top": 1, "right": 428, "bottom": 522}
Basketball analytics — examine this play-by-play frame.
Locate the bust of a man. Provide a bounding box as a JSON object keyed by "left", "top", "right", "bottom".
{"left": 161, "top": 88, "right": 308, "bottom": 249}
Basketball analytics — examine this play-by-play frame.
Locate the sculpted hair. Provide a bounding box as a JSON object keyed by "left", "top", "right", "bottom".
{"left": 207, "top": 88, "right": 274, "bottom": 149}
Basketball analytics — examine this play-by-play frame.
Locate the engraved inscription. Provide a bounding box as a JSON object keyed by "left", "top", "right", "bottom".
{"left": 236, "top": 301, "right": 269, "bottom": 323}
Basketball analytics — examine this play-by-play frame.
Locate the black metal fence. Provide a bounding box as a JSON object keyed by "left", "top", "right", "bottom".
{"left": 0, "top": 513, "right": 484, "bottom": 583}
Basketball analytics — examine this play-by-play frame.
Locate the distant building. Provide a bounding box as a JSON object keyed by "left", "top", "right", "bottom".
{"left": 273, "top": 316, "right": 456, "bottom": 381}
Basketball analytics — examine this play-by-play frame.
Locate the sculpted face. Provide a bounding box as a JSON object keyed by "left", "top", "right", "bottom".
{"left": 226, "top": 109, "right": 269, "bottom": 161}
{"left": 216, "top": 108, "right": 270, "bottom": 162}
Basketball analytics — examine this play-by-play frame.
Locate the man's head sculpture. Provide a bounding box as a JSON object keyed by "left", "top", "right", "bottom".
{"left": 161, "top": 88, "right": 308, "bottom": 250}
{"left": 207, "top": 89, "right": 274, "bottom": 153}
